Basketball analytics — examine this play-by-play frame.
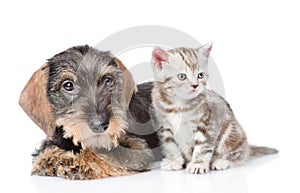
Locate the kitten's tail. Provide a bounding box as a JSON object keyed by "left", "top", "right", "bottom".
{"left": 249, "top": 145, "right": 279, "bottom": 158}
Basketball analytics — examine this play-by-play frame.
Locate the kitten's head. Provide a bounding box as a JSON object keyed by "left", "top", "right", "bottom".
{"left": 151, "top": 42, "right": 213, "bottom": 100}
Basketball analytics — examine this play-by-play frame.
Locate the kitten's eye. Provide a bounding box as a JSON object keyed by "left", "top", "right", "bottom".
{"left": 62, "top": 80, "right": 75, "bottom": 92}
{"left": 177, "top": 73, "right": 187, "bottom": 81}
{"left": 198, "top": 72, "right": 205, "bottom": 79}
{"left": 103, "top": 76, "right": 113, "bottom": 86}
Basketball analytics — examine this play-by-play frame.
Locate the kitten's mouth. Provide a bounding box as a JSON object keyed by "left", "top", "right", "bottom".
{"left": 188, "top": 90, "right": 198, "bottom": 94}
{"left": 189, "top": 88, "right": 203, "bottom": 95}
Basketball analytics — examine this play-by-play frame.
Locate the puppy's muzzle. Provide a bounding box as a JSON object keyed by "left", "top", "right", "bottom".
{"left": 89, "top": 119, "right": 109, "bottom": 133}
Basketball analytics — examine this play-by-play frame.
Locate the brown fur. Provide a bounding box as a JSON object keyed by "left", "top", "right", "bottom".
{"left": 19, "top": 64, "right": 55, "bottom": 138}
{"left": 114, "top": 57, "right": 136, "bottom": 109}
{"left": 20, "top": 50, "right": 135, "bottom": 145}
{"left": 20, "top": 45, "right": 156, "bottom": 180}
{"left": 56, "top": 113, "right": 85, "bottom": 147}
{"left": 32, "top": 146, "right": 133, "bottom": 180}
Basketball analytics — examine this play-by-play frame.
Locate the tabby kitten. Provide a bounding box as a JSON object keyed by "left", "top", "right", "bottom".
{"left": 151, "top": 43, "right": 278, "bottom": 174}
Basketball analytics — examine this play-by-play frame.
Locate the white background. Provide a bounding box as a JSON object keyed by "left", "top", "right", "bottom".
{"left": 0, "top": 0, "right": 299, "bottom": 193}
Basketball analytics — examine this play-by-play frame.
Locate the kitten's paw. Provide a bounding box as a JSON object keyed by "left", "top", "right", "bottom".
{"left": 186, "top": 162, "right": 209, "bottom": 174}
{"left": 211, "top": 159, "right": 230, "bottom": 170}
{"left": 161, "top": 158, "right": 183, "bottom": 171}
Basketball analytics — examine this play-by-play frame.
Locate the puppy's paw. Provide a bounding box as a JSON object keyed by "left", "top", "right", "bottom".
{"left": 119, "top": 136, "right": 149, "bottom": 150}
{"left": 186, "top": 162, "right": 209, "bottom": 174}
{"left": 102, "top": 136, "right": 154, "bottom": 171}
{"left": 211, "top": 159, "right": 230, "bottom": 170}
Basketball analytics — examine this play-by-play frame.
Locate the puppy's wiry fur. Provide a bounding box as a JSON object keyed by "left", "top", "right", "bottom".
{"left": 20, "top": 45, "right": 159, "bottom": 180}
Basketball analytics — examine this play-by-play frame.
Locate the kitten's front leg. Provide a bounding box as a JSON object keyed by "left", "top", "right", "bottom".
{"left": 158, "top": 127, "right": 184, "bottom": 171}
{"left": 186, "top": 127, "right": 215, "bottom": 174}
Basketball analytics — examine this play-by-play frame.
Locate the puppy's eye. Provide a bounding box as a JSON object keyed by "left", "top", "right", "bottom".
{"left": 62, "top": 80, "right": 75, "bottom": 91}
{"left": 103, "top": 76, "right": 113, "bottom": 86}
{"left": 177, "top": 73, "right": 187, "bottom": 81}
{"left": 198, "top": 72, "right": 205, "bottom": 79}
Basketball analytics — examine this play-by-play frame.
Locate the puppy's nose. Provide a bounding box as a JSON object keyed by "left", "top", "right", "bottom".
{"left": 90, "top": 120, "right": 109, "bottom": 133}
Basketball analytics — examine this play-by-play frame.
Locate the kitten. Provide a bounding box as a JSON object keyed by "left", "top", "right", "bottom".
{"left": 151, "top": 43, "right": 278, "bottom": 174}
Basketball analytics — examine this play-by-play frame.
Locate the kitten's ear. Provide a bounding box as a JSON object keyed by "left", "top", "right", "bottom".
{"left": 152, "top": 47, "right": 169, "bottom": 70}
{"left": 198, "top": 42, "right": 213, "bottom": 58}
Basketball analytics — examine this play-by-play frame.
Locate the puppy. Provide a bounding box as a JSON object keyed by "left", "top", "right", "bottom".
{"left": 19, "top": 45, "right": 159, "bottom": 180}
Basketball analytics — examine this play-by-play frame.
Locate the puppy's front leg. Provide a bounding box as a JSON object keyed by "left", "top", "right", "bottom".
{"left": 32, "top": 146, "right": 97, "bottom": 180}
{"left": 98, "top": 135, "right": 154, "bottom": 172}
{"left": 32, "top": 146, "right": 81, "bottom": 179}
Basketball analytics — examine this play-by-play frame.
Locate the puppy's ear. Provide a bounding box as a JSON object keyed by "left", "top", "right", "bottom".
{"left": 114, "top": 58, "right": 135, "bottom": 109}
{"left": 19, "top": 64, "right": 55, "bottom": 138}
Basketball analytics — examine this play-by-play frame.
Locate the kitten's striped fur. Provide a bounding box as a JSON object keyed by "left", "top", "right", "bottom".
{"left": 151, "top": 43, "right": 278, "bottom": 174}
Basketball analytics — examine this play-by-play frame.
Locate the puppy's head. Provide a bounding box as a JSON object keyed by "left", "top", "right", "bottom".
{"left": 19, "top": 45, "right": 135, "bottom": 150}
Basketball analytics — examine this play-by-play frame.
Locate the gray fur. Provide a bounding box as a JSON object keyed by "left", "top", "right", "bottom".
{"left": 37, "top": 45, "right": 158, "bottom": 173}
{"left": 151, "top": 45, "right": 278, "bottom": 174}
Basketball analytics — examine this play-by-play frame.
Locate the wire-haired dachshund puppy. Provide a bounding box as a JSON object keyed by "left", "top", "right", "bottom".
{"left": 19, "top": 45, "right": 160, "bottom": 180}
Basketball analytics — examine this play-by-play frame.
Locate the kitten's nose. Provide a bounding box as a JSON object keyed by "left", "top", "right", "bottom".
{"left": 192, "top": 84, "right": 199, "bottom": 89}
{"left": 90, "top": 120, "right": 109, "bottom": 133}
